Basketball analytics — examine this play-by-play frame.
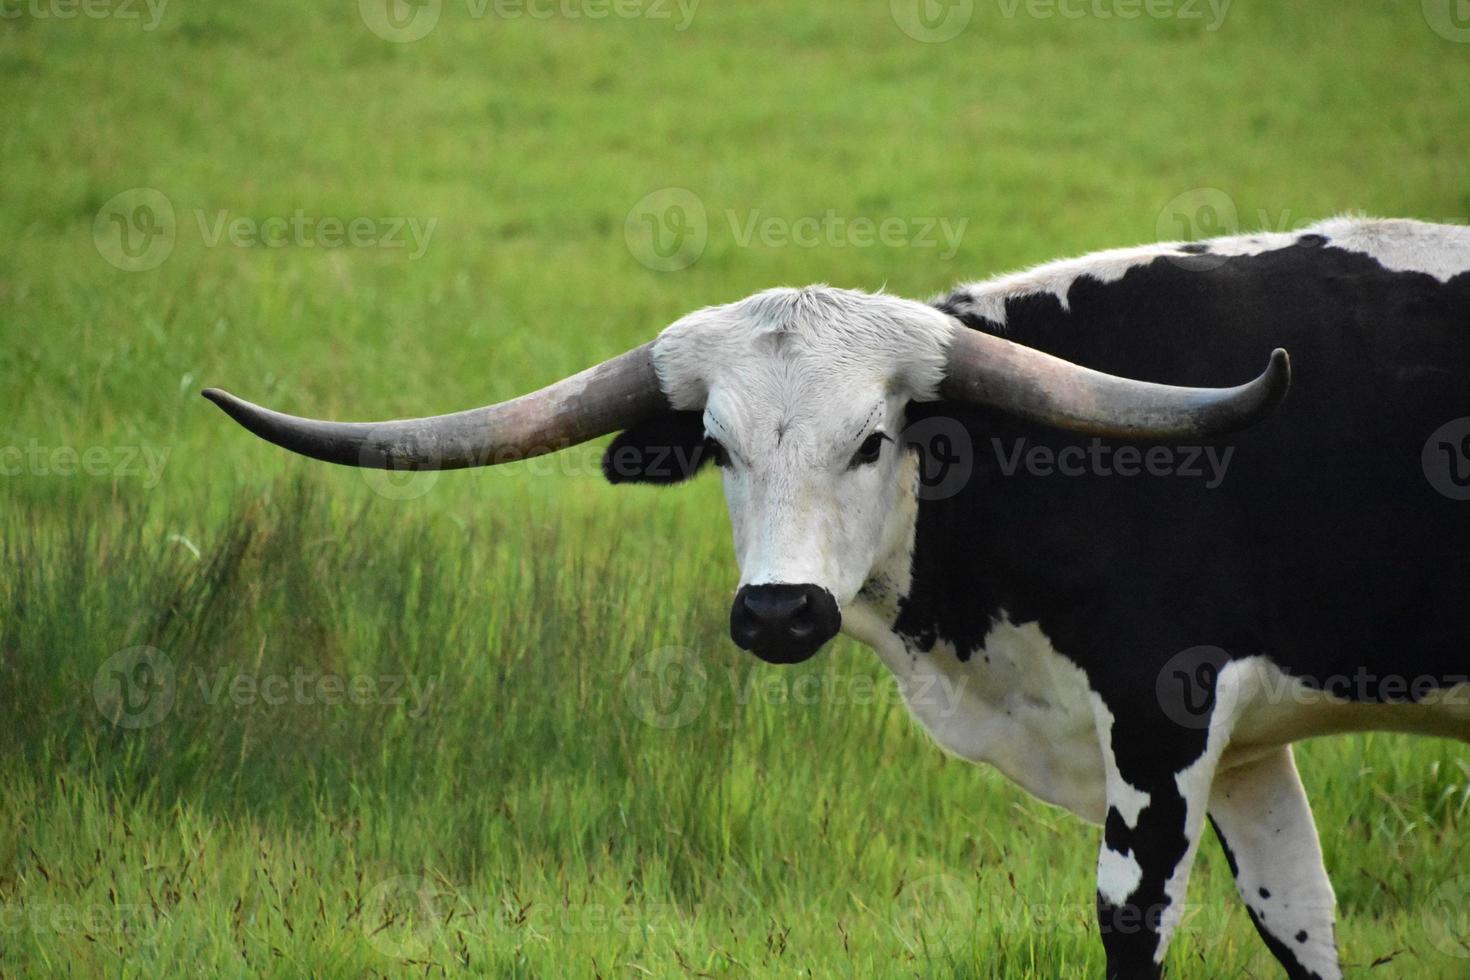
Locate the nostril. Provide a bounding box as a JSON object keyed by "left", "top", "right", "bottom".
{"left": 742, "top": 589, "right": 810, "bottom": 624}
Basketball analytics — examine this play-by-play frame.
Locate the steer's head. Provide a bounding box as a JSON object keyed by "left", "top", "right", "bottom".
{"left": 205, "top": 286, "right": 1289, "bottom": 665}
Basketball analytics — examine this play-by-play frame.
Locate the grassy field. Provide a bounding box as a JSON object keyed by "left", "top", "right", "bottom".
{"left": 3, "top": 1, "right": 1470, "bottom": 976}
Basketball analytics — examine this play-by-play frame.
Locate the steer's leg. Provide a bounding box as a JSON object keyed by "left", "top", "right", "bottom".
{"left": 1091, "top": 689, "right": 1238, "bottom": 980}
{"left": 1209, "top": 746, "right": 1340, "bottom": 980}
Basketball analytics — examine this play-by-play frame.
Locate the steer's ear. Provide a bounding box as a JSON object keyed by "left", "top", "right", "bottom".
{"left": 602, "top": 411, "right": 713, "bottom": 485}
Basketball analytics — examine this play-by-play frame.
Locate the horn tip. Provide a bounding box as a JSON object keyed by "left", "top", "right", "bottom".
{"left": 201, "top": 388, "right": 252, "bottom": 423}
{"left": 1266, "top": 347, "right": 1292, "bottom": 396}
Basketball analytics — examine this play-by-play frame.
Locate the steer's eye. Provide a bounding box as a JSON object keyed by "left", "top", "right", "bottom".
{"left": 850, "top": 432, "right": 887, "bottom": 468}
{"left": 705, "top": 436, "right": 731, "bottom": 468}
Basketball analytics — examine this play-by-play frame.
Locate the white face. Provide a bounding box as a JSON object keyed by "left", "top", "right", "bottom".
{"left": 654, "top": 287, "right": 955, "bottom": 621}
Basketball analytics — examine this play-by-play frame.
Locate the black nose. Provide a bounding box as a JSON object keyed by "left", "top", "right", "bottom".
{"left": 730, "top": 584, "right": 842, "bottom": 664}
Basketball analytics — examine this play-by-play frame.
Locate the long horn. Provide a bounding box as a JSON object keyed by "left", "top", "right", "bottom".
{"left": 940, "top": 328, "right": 1290, "bottom": 439}
{"left": 203, "top": 341, "right": 667, "bottom": 470}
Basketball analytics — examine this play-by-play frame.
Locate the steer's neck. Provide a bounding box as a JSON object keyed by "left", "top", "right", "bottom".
{"left": 853, "top": 450, "right": 928, "bottom": 632}
{"left": 854, "top": 395, "right": 1041, "bottom": 665}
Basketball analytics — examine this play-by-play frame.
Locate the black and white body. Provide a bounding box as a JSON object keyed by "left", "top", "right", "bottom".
{"left": 205, "top": 217, "right": 1470, "bottom": 979}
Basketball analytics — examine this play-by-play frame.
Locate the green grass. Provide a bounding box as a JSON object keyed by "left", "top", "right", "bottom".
{"left": 3, "top": 1, "right": 1469, "bottom": 975}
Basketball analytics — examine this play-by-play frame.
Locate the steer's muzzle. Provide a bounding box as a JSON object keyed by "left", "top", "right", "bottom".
{"left": 730, "top": 584, "right": 841, "bottom": 665}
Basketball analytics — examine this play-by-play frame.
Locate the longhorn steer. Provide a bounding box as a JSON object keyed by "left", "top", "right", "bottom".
{"left": 206, "top": 217, "right": 1470, "bottom": 978}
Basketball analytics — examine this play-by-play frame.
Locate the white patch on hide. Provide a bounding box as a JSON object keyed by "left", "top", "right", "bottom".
{"left": 1097, "top": 846, "right": 1144, "bottom": 907}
